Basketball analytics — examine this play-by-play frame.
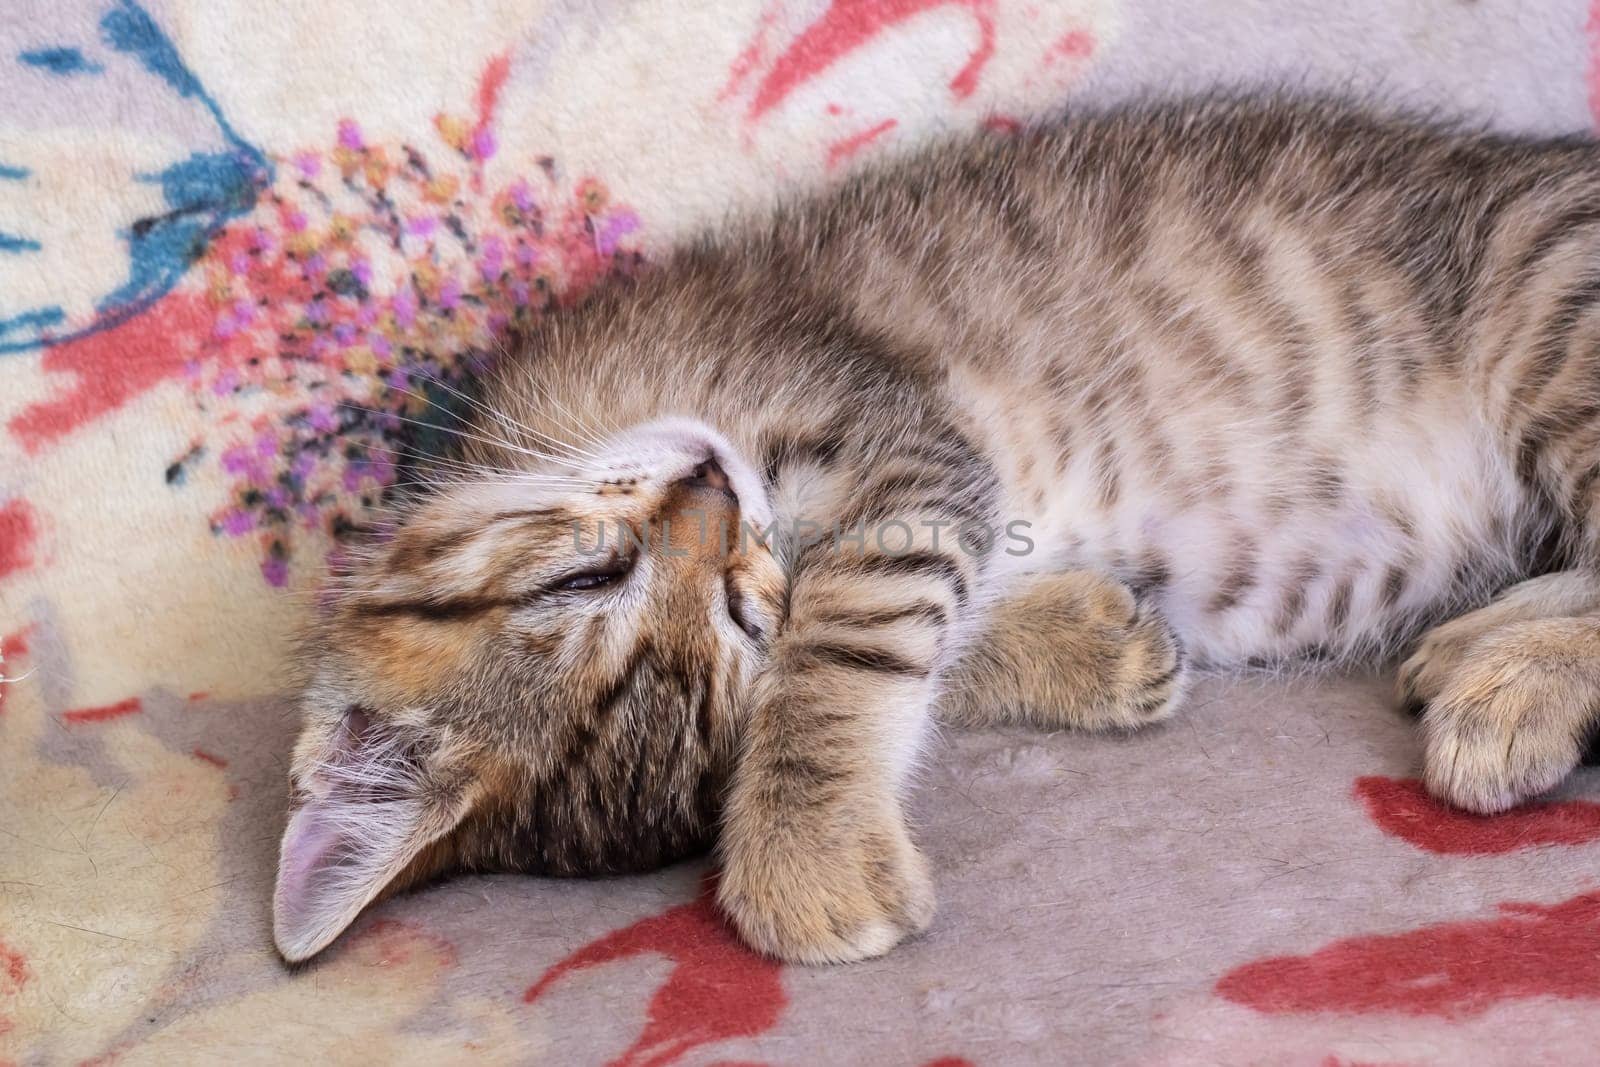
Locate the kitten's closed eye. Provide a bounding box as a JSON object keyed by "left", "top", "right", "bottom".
{"left": 553, "top": 556, "right": 635, "bottom": 592}
{"left": 726, "top": 577, "right": 765, "bottom": 642}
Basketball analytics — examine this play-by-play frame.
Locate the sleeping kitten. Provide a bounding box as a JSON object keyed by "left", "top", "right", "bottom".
{"left": 274, "top": 97, "right": 1600, "bottom": 965}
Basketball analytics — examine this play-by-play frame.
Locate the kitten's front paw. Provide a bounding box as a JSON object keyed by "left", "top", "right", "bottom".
{"left": 1419, "top": 620, "right": 1600, "bottom": 813}
{"left": 717, "top": 803, "right": 934, "bottom": 964}
{"left": 1397, "top": 614, "right": 1494, "bottom": 715}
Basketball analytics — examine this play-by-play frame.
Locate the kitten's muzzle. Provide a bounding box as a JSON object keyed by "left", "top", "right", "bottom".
{"left": 680, "top": 456, "right": 737, "bottom": 503}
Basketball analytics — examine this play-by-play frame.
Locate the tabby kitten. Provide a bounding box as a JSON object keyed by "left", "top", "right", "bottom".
{"left": 275, "top": 97, "right": 1600, "bottom": 965}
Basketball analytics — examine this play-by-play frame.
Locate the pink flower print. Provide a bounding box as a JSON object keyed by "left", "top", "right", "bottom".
{"left": 472, "top": 126, "right": 497, "bottom": 162}
{"left": 261, "top": 555, "right": 288, "bottom": 587}
{"left": 307, "top": 405, "right": 338, "bottom": 433}
{"left": 510, "top": 179, "right": 535, "bottom": 213}
{"left": 596, "top": 209, "right": 640, "bottom": 256}
{"left": 440, "top": 277, "right": 462, "bottom": 309}
{"left": 393, "top": 288, "right": 417, "bottom": 327}
{"left": 337, "top": 119, "right": 365, "bottom": 151}
{"left": 479, "top": 235, "right": 505, "bottom": 282}
{"left": 576, "top": 177, "right": 608, "bottom": 214}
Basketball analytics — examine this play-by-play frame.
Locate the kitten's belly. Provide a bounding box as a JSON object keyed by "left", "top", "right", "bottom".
{"left": 1001, "top": 401, "right": 1537, "bottom": 667}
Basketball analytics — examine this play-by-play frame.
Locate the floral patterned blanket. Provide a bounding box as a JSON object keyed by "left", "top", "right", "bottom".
{"left": 4, "top": 2, "right": 1599, "bottom": 1063}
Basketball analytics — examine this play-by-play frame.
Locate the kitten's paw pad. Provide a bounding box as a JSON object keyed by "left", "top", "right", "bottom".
{"left": 1419, "top": 624, "right": 1594, "bottom": 813}
{"left": 717, "top": 814, "right": 934, "bottom": 965}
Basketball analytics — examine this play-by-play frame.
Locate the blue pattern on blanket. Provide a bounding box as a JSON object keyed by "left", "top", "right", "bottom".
{"left": 0, "top": 0, "right": 270, "bottom": 353}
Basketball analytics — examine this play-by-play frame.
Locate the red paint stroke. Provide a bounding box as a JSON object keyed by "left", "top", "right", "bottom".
{"left": 1044, "top": 28, "right": 1093, "bottom": 64}
{"left": 77, "top": 1044, "right": 134, "bottom": 1067}
{"left": 0, "top": 626, "right": 32, "bottom": 716}
{"left": 1355, "top": 776, "right": 1600, "bottom": 855}
{"left": 0, "top": 499, "right": 38, "bottom": 580}
{"left": 0, "top": 938, "right": 27, "bottom": 994}
{"left": 747, "top": 0, "right": 995, "bottom": 123}
{"left": 826, "top": 117, "right": 897, "bottom": 169}
{"left": 720, "top": 3, "right": 784, "bottom": 103}
{"left": 982, "top": 114, "right": 1021, "bottom": 135}
{"left": 705, "top": 1057, "right": 970, "bottom": 1067}
{"left": 0, "top": 936, "right": 26, "bottom": 1053}
{"left": 62, "top": 697, "right": 142, "bottom": 725}
{"left": 9, "top": 293, "right": 212, "bottom": 454}
{"left": 1217, "top": 890, "right": 1600, "bottom": 1018}
{"left": 1587, "top": 0, "right": 1600, "bottom": 130}
{"left": 474, "top": 52, "right": 511, "bottom": 144}
{"left": 524, "top": 877, "right": 785, "bottom": 1067}
{"left": 192, "top": 747, "right": 228, "bottom": 769}
{"left": 348, "top": 918, "right": 458, "bottom": 968}
{"left": 186, "top": 691, "right": 209, "bottom": 702}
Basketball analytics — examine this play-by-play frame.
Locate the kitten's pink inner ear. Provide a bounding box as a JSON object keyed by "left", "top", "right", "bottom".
{"left": 272, "top": 713, "right": 467, "bottom": 963}
{"left": 272, "top": 795, "right": 444, "bottom": 963}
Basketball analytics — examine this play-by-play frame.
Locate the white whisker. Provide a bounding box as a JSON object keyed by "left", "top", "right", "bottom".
{"left": 404, "top": 366, "right": 600, "bottom": 462}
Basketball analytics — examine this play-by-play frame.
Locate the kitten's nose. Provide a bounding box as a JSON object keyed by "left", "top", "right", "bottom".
{"left": 682, "top": 456, "right": 736, "bottom": 500}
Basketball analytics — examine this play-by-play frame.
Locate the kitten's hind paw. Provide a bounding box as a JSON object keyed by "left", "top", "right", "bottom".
{"left": 1397, "top": 612, "right": 1497, "bottom": 718}
{"left": 1121, "top": 597, "right": 1190, "bottom": 725}
{"left": 941, "top": 569, "right": 1190, "bottom": 732}
{"left": 1416, "top": 618, "right": 1600, "bottom": 813}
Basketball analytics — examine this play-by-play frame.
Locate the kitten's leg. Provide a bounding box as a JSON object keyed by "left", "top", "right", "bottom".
{"left": 939, "top": 570, "right": 1189, "bottom": 731}
{"left": 1437, "top": 179, "right": 1600, "bottom": 811}
{"left": 1397, "top": 571, "right": 1600, "bottom": 714}
{"left": 1416, "top": 613, "right": 1600, "bottom": 813}
{"left": 716, "top": 534, "right": 976, "bottom": 964}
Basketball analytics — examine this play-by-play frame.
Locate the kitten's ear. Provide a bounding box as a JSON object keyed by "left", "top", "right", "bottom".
{"left": 272, "top": 709, "right": 471, "bottom": 963}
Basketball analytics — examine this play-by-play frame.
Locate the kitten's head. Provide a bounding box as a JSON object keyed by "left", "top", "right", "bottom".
{"left": 272, "top": 417, "right": 782, "bottom": 962}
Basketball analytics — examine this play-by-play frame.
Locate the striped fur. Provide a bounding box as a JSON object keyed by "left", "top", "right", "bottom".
{"left": 280, "top": 97, "right": 1600, "bottom": 964}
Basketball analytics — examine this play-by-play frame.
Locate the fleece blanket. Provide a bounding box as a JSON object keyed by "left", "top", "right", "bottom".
{"left": 4, "top": 2, "right": 1600, "bottom": 1063}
